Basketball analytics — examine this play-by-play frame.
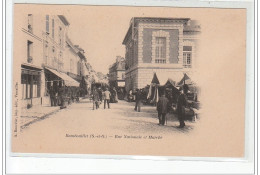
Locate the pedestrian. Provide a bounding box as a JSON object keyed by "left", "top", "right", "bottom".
{"left": 92, "top": 88, "right": 100, "bottom": 110}
{"left": 128, "top": 89, "right": 133, "bottom": 102}
{"left": 157, "top": 93, "right": 169, "bottom": 126}
{"left": 98, "top": 87, "right": 103, "bottom": 103}
{"left": 49, "top": 86, "right": 55, "bottom": 106}
{"left": 113, "top": 87, "right": 118, "bottom": 103}
{"left": 134, "top": 89, "right": 142, "bottom": 112}
{"left": 176, "top": 84, "right": 189, "bottom": 128}
{"left": 103, "top": 88, "right": 111, "bottom": 109}
{"left": 59, "top": 86, "right": 66, "bottom": 109}
{"left": 54, "top": 89, "right": 58, "bottom": 106}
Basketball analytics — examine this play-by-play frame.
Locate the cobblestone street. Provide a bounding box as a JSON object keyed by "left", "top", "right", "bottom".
{"left": 13, "top": 99, "right": 197, "bottom": 155}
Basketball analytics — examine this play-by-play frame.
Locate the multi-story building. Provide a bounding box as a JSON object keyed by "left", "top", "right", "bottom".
{"left": 108, "top": 56, "right": 126, "bottom": 88}
{"left": 122, "top": 17, "right": 200, "bottom": 92}
{"left": 15, "top": 14, "right": 86, "bottom": 108}
{"left": 64, "top": 40, "right": 87, "bottom": 82}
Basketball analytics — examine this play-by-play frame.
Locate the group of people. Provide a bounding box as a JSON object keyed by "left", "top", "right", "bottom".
{"left": 131, "top": 84, "right": 189, "bottom": 128}
{"left": 92, "top": 87, "right": 112, "bottom": 110}
{"left": 49, "top": 86, "right": 80, "bottom": 108}
{"left": 91, "top": 84, "right": 190, "bottom": 128}
{"left": 157, "top": 84, "right": 189, "bottom": 128}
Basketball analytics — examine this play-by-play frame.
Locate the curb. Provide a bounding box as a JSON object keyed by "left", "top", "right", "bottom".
{"left": 21, "top": 108, "right": 60, "bottom": 129}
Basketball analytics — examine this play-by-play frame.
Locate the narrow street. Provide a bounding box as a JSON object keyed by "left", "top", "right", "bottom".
{"left": 13, "top": 99, "right": 197, "bottom": 154}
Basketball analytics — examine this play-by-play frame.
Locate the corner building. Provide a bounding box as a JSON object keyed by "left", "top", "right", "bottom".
{"left": 122, "top": 17, "right": 200, "bottom": 92}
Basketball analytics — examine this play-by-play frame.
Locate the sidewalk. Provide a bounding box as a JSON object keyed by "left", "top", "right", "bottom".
{"left": 20, "top": 97, "right": 87, "bottom": 129}
{"left": 20, "top": 105, "right": 60, "bottom": 129}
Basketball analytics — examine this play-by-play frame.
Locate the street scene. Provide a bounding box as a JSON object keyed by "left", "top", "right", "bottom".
{"left": 9, "top": 4, "right": 249, "bottom": 161}
{"left": 12, "top": 8, "right": 202, "bottom": 154}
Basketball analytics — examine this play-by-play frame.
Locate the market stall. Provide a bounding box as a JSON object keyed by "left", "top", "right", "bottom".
{"left": 146, "top": 72, "right": 183, "bottom": 104}
{"left": 177, "top": 73, "right": 201, "bottom": 121}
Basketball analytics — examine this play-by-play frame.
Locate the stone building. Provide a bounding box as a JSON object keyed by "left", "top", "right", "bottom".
{"left": 122, "top": 17, "right": 200, "bottom": 92}
{"left": 15, "top": 14, "right": 86, "bottom": 108}
{"left": 64, "top": 41, "right": 87, "bottom": 82}
{"left": 108, "top": 56, "right": 126, "bottom": 88}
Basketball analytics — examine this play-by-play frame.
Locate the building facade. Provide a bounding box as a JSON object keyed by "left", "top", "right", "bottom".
{"left": 15, "top": 14, "right": 87, "bottom": 108}
{"left": 108, "top": 56, "right": 126, "bottom": 88}
{"left": 122, "top": 17, "right": 200, "bottom": 92}
{"left": 65, "top": 40, "right": 87, "bottom": 82}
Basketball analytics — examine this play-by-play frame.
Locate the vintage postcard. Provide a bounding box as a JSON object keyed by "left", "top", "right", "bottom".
{"left": 11, "top": 4, "right": 246, "bottom": 157}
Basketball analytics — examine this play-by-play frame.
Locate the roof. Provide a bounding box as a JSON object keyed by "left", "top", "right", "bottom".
{"left": 123, "top": 17, "right": 191, "bottom": 45}
{"left": 133, "top": 17, "right": 190, "bottom": 22}
{"left": 109, "top": 59, "right": 126, "bottom": 72}
{"left": 66, "top": 37, "right": 78, "bottom": 54}
{"left": 116, "top": 60, "right": 125, "bottom": 71}
{"left": 58, "top": 15, "right": 70, "bottom": 26}
{"left": 77, "top": 51, "right": 86, "bottom": 61}
{"left": 183, "top": 20, "right": 201, "bottom": 32}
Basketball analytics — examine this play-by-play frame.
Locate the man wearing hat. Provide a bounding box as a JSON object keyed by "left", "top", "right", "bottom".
{"left": 103, "top": 88, "right": 111, "bottom": 109}
{"left": 157, "top": 92, "right": 169, "bottom": 126}
{"left": 176, "top": 84, "right": 189, "bottom": 128}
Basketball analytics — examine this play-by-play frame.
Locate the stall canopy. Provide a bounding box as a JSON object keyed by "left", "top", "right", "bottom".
{"left": 177, "top": 73, "right": 195, "bottom": 86}
{"left": 151, "top": 72, "right": 184, "bottom": 86}
{"left": 147, "top": 72, "right": 184, "bottom": 103}
{"left": 45, "top": 67, "right": 80, "bottom": 87}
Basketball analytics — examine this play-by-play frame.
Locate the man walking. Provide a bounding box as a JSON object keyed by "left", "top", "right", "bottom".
{"left": 157, "top": 93, "right": 169, "bottom": 126}
{"left": 97, "top": 87, "right": 103, "bottom": 103}
{"left": 103, "top": 88, "right": 111, "bottom": 109}
{"left": 92, "top": 88, "right": 100, "bottom": 110}
{"left": 134, "top": 89, "right": 142, "bottom": 112}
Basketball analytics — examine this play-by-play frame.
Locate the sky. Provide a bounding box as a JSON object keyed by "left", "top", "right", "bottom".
{"left": 51, "top": 5, "right": 200, "bottom": 74}
{"left": 65, "top": 7, "right": 135, "bottom": 74}
{"left": 15, "top": 4, "right": 245, "bottom": 76}
{"left": 15, "top": 4, "right": 210, "bottom": 74}
{"left": 64, "top": 7, "right": 133, "bottom": 74}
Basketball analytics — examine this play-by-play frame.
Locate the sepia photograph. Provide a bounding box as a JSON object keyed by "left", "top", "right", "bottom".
{"left": 11, "top": 4, "right": 246, "bottom": 157}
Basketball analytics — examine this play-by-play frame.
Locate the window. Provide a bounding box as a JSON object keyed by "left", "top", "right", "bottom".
{"left": 59, "top": 27, "right": 63, "bottom": 46}
{"left": 27, "top": 41, "right": 33, "bottom": 63}
{"left": 183, "top": 46, "right": 192, "bottom": 68}
{"left": 28, "top": 14, "right": 33, "bottom": 33}
{"left": 52, "top": 19, "right": 55, "bottom": 39}
{"left": 77, "top": 61, "right": 81, "bottom": 75}
{"left": 45, "top": 42, "right": 48, "bottom": 64}
{"left": 155, "top": 37, "right": 166, "bottom": 64}
{"left": 46, "top": 15, "right": 49, "bottom": 33}
{"left": 70, "top": 59, "right": 74, "bottom": 73}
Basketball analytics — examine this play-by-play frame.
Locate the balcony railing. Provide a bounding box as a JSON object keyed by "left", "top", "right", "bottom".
{"left": 183, "top": 64, "right": 192, "bottom": 68}
{"left": 155, "top": 59, "right": 166, "bottom": 64}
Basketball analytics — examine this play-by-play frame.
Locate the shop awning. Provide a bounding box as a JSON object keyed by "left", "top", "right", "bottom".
{"left": 45, "top": 67, "right": 80, "bottom": 87}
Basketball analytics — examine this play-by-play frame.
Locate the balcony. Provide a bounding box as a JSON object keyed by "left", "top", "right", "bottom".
{"left": 183, "top": 64, "right": 192, "bottom": 68}
{"left": 155, "top": 59, "right": 166, "bottom": 64}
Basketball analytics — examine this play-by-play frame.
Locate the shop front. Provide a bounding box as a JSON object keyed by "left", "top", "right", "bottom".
{"left": 44, "top": 67, "right": 80, "bottom": 106}
{"left": 21, "top": 64, "right": 42, "bottom": 108}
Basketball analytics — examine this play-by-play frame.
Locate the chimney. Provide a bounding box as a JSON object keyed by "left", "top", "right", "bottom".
{"left": 116, "top": 56, "right": 122, "bottom": 62}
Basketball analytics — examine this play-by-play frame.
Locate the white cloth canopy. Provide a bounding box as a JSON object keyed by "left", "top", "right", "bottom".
{"left": 177, "top": 72, "right": 198, "bottom": 86}
{"left": 45, "top": 67, "right": 80, "bottom": 87}
{"left": 154, "top": 71, "right": 184, "bottom": 85}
